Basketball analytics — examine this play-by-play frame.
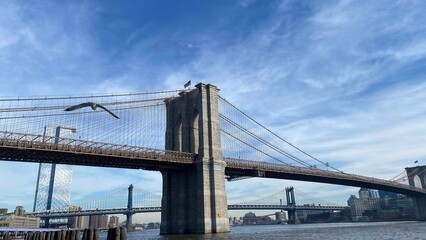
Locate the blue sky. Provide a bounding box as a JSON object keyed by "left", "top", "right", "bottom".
{"left": 2, "top": 0, "right": 426, "bottom": 222}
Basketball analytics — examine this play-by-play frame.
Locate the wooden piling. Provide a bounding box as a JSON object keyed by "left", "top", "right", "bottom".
{"left": 82, "top": 229, "right": 87, "bottom": 240}
{"left": 50, "top": 231, "right": 56, "bottom": 240}
{"left": 93, "top": 228, "right": 99, "bottom": 240}
{"left": 65, "top": 230, "right": 71, "bottom": 240}
{"left": 120, "top": 227, "right": 127, "bottom": 240}
{"left": 106, "top": 229, "right": 111, "bottom": 240}
{"left": 61, "top": 230, "right": 67, "bottom": 240}
{"left": 115, "top": 227, "right": 121, "bottom": 240}
{"left": 4, "top": 233, "right": 11, "bottom": 240}
{"left": 25, "top": 232, "right": 32, "bottom": 240}
{"left": 87, "top": 228, "right": 95, "bottom": 240}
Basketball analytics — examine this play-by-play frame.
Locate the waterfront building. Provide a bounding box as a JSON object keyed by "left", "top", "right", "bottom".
{"left": 378, "top": 190, "right": 398, "bottom": 199}
{"left": 147, "top": 222, "right": 160, "bottom": 229}
{"left": 0, "top": 206, "right": 40, "bottom": 228}
{"left": 33, "top": 126, "right": 76, "bottom": 212}
{"left": 348, "top": 188, "right": 417, "bottom": 221}
{"left": 296, "top": 209, "right": 330, "bottom": 223}
{"left": 388, "top": 195, "right": 415, "bottom": 209}
{"left": 347, "top": 188, "right": 380, "bottom": 221}
{"left": 242, "top": 212, "right": 274, "bottom": 225}
{"left": 275, "top": 211, "right": 287, "bottom": 223}
{"left": 0, "top": 215, "right": 40, "bottom": 228}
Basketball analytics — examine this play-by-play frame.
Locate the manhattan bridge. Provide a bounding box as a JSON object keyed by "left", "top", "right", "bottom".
{"left": 0, "top": 83, "right": 425, "bottom": 234}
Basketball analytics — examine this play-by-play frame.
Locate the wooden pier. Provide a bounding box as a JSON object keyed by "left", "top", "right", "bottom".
{"left": 0, "top": 227, "right": 127, "bottom": 240}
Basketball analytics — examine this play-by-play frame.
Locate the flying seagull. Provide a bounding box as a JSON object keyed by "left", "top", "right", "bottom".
{"left": 64, "top": 102, "right": 119, "bottom": 119}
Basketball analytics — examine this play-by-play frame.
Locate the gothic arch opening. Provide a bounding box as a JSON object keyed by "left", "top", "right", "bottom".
{"left": 190, "top": 110, "right": 199, "bottom": 154}
{"left": 414, "top": 175, "right": 422, "bottom": 188}
{"left": 174, "top": 115, "right": 182, "bottom": 152}
{"left": 424, "top": 175, "right": 426, "bottom": 189}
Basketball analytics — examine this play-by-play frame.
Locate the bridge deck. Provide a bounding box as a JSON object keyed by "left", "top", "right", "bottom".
{"left": 0, "top": 131, "right": 194, "bottom": 170}
{"left": 1, "top": 131, "right": 426, "bottom": 197}
{"left": 225, "top": 158, "right": 426, "bottom": 197}
{"left": 27, "top": 205, "right": 346, "bottom": 218}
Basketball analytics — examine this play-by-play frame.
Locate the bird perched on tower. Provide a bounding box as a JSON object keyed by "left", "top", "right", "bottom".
{"left": 64, "top": 102, "right": 119, "bottom": 119}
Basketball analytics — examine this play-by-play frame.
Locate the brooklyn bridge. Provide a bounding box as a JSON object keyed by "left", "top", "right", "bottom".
{"left": 1, "top": 83, "right": 425, "bottom": 234}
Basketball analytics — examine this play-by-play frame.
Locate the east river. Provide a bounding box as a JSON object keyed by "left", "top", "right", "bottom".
{"left": 100, "top": 221, "right": 426, "bottom": 240}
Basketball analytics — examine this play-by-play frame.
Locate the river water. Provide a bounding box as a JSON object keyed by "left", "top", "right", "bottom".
{"left": 100, "top": 221, "right": 426, "bottom": 240}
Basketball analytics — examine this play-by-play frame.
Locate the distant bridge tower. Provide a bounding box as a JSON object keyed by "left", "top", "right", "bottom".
{"left": 161, "top": 83, "right": 229, "bottom": 234}
{"left": 126, "top": 184, "right": 134, "bottom": 228}
{"left": 34, "top": 126, "right": 76, "bottom": 227}
{"left": 406, "top": 165, "right": 426, "bottom": 220}
{"left": 286, "top": 186, "right": 299, "bottom": 224}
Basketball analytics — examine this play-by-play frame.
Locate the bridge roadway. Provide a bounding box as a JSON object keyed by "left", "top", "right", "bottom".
{"left": 27, "top": 205, "right": 346, "bottom": 218}
{"left": 1, "top": 131, "right": 426, "bottom": 197}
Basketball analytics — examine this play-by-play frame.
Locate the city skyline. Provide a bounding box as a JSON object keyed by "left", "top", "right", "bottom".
{"left": 2, "top": 0, "right": 426, "bottom": 223}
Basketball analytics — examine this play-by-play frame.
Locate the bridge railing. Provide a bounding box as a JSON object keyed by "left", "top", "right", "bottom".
{"left": 0, "top": 131, "right": 196, "bottom": 163}
{"left": 224, "top": 158, "right": 426, "bottom": 194}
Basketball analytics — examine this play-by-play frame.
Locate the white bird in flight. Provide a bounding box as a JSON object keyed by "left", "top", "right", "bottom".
{"left": 64, "top": 102, "right": 119, "bottom": 119}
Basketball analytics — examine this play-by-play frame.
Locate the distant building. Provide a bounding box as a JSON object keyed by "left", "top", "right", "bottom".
{"left": 368, "top": 189, "right": 379, "bottom": 198}
{"left": 108, "top": 216, "right": 120, "bottom": 228}
{"left": 89, "top": 215, "right": 108, "bottom": 228}
{"left": 14, "top": 206, "right": 25, "bottom": 216}
{"left": 243, "top": 212, "right": 257, "bottom": 224}
{"left": 0, "top": 209, "right": 8, "bottom": 215}
{"left": 147, "top": 222, "right": 160, "bottom": 229}
{"left": 378, "top": 190, "right": 398, "bottom": 199}
{"left": 67, "top": 206, "right": 89, "bottom": 228}
{"left": 348, "top": 188, "right": 416, "bottom": 221}
{"left": 0, "top": 215, "right": 40, "bottom": 228}
{"left": 275, "top": 211, "right": 287, "bottom": 223}
{"left": 347, "top": 188, "right": 380, "bottom": 221}
{"left": 381, "top": 194, "right": 416, "bottom": 211}
{"left": 242, "top": 212, "right": 274, "bottom": 225}
{"left": 100, "top": 215, "right": 108, "bottom": 228}
{"left": 0, "top": 206, "right": 40, "bottom": 228}
{"left": 296, "top": 209, "right": 330, "bottom": 223}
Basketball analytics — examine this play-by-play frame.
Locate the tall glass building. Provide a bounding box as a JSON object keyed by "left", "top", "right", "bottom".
{"left": 33, "top": 126, "right": 76, "bottom": 212}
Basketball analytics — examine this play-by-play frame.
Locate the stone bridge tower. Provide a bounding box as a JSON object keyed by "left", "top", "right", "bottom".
{"left": 161, "top": 83, "right": 229, "bottom": 234}
{"left": 406, "top": 165, "right": 426, "bottom": 220}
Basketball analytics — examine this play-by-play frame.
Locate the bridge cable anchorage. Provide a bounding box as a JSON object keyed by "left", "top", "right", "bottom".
{"left": 218, "top": 96, "right": 343, "bottom": 173}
